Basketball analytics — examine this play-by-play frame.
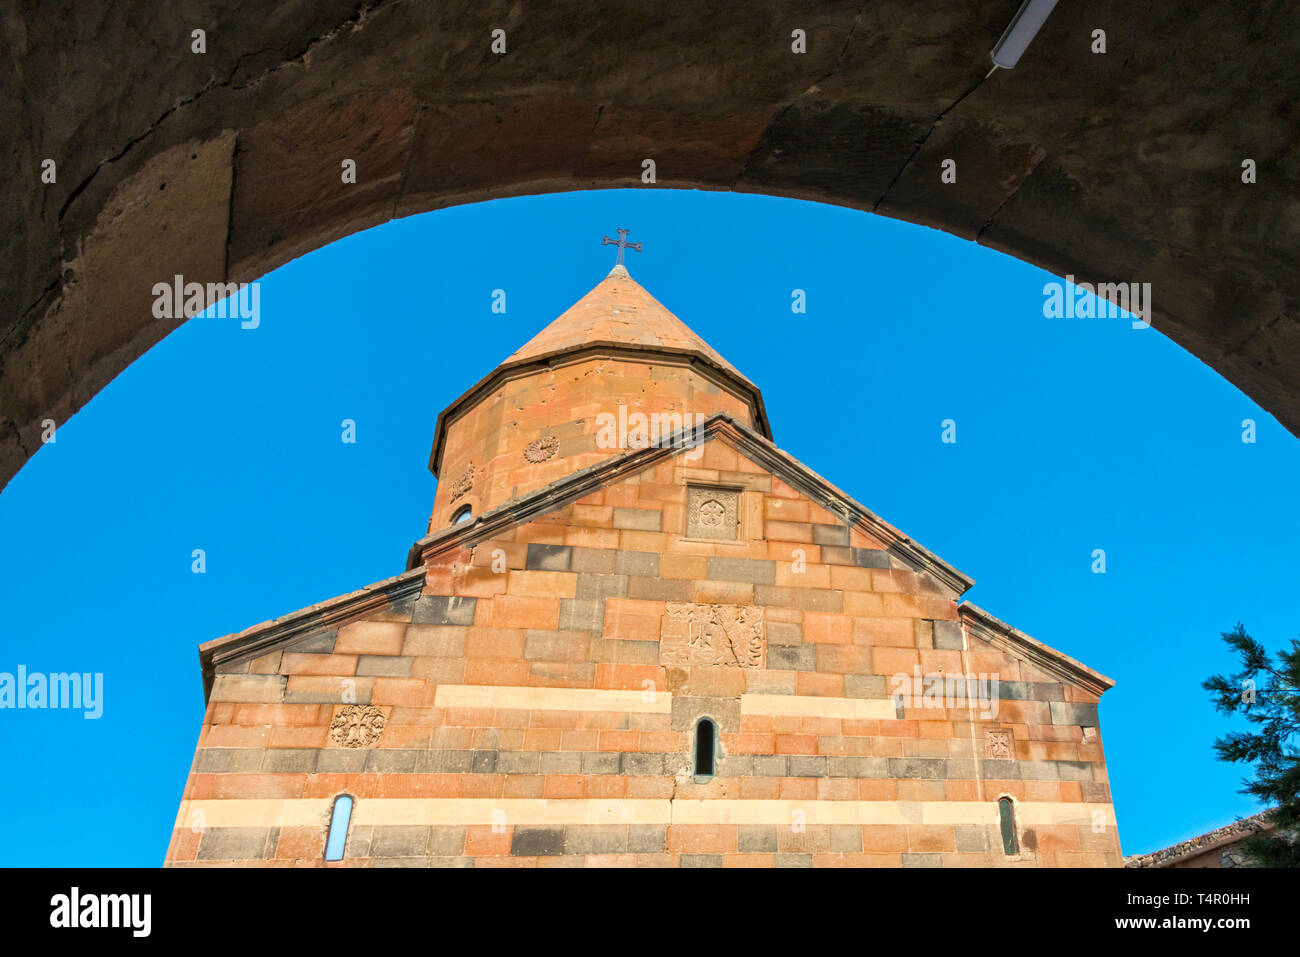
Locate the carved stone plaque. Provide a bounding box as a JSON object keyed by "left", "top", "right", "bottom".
{"left": 449, "top": 464, "right": 474, "bottom": 502}
{"left": 985, "top": 728, "right": 1013, "bottom": 759}
{"left": 686, "top": 486, "right": 739, "bottom": 540}
{"left": 329, "top": 705, "right": 387, "bottom": 748}
{"left": 661, "top": 602, "right": 765, "bottom": 668}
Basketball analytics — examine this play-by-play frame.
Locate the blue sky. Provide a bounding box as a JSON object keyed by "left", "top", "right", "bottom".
{"left": 0, "top": 188, "right": 1293, "bottom": 866}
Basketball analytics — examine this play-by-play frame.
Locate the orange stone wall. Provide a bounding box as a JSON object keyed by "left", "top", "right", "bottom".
{"left": 167, "top": 437, "right": 1121, "bottom": 868}
{"left": 429, "top": 356, "right": 757, "bottom": 531}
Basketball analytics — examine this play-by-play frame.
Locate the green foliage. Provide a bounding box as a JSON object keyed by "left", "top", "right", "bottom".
{"left": 1203, "top": 623, "right": 1300, "bottom": 866}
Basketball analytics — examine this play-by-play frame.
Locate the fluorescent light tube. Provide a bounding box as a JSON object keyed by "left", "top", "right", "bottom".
{"left": 990, "top": 0, "right": 1060, "bottom": 69}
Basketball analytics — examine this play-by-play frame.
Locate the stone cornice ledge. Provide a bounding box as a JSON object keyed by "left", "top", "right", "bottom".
{"left": 959, "top": 601, "right": 1115, "bottom": 697}
{"left": 407, "top": 412, "right": 974, "bottom": 598}
{"left": 426, "top": 342, "right": 772, "bottom": 477}
{"left": 196, "top": 566, "right": 426, "bottom": 701}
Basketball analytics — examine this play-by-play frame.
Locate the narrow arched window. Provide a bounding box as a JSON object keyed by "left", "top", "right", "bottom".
{"left": 998, "top": 797, "right": 1018, "bottom": 855}
{"left": 452, "top": 505, "right": 473, "bottom": 524}
{"left": 693, "top": 718, "right": 716, "bottom": 780}
{"left": 324, "top": 794, "right": 354, "bottom": 861}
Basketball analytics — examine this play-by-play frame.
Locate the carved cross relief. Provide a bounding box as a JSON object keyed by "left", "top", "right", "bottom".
{"left": 329, "top": 705, "right": 388, "bottom": 748}
{"left": 686, "top": 485, "right": 739, "bottom": 540}
{"left": 984, "top": 728, "right": 1013, "bottom": 759}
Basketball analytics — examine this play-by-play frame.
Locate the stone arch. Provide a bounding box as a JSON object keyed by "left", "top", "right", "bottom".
{"left": 3, "top": 1, "right": 1295, "bottom": 489}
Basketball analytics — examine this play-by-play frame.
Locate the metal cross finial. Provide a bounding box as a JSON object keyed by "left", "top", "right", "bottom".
{"left": 601, "top": 228, "right": 642, "bottom": 266}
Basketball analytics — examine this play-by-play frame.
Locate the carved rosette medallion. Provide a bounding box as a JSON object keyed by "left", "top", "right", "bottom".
{"left": 449, "top": 464, "right": 474, "bottom": 501}
{"left": 686, "top": 486, "right": 739, "bottom": 540}
{"left": 984, "top": 728, "right": 1013, "bottom": 759}
{"left": 524, "top": 435, "right": 559, "bottom": 463}
{"left": 329, "top": 705, "right": 387, "bottom": 748}
{"left": 661, "top": 602, "right": 766, "bottom": 668}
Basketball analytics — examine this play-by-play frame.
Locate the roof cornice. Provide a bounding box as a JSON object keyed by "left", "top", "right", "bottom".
{"left": 195, "top": 415, "right": 1119, "bottom": 706}
{"left": 958, "top": 601, "right": 1115, "bottom": 696}
{"left": 196, "top": 567, "right": 426, "bottom": 702}
{"left": 426, "top": 342, "right": 772, "bottom": 477}
{"left": 408, "top": 412, "right": 973, "bottom": 598}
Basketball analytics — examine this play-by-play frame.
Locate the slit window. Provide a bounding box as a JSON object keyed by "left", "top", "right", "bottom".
{"left": 694, "top": 718, "right": 716, "bottom": 779}
{"left": 998, "top": 797, "right": 1018, "bottom": 855}
{"left": 324, "top": 794, "right": 354, "bottom": 861}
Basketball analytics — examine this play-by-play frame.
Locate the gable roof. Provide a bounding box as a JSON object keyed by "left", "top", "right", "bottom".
{"left": 197, "top": 412, "right": 1114, "bottom": 702}
{"left": 409, "top": 411, "right": 973, "bottom": 595}
{"left": 197, "top": 566, "right": 426, "bottom": 701}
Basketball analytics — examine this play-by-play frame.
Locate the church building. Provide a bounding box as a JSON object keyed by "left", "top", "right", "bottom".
{"left": 166, "top": 237, "right": 1122, "bottom": 867}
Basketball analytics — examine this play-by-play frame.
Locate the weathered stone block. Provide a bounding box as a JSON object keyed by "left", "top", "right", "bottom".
{"left": 418, "top": 750, "right": 472, "bottom": 773}
{"left": 261, "top": 749, "right": 318, "bottom": 773}
{"left": 708, "top": 556, "right": 776, "bottom": 585}
{"left": 955, "top": 824, "right": 989, "bottom": 853}
{"left": 512, "top": 828, "right": 565, "bottom": 856}
{"left": 370, "top": 826, "right": 431, "bottom": 858}
{"left": 811, "top": 524, "right": 850, "bottom": 546}
{"left": 496, "top": 751, "right": 542, "bottom": 774}
{"left": 576, "top": 573, "right": 629, "bottom": 600}
{"left": 844, "top": 673, "right": 886, "bottom": 698}
{"left": 830, "top": 825, "right": 863, "bottom": 852}
{"left": 1050, "top": 701, "right": 1100, "bottom": 727}
{"left": 627, "top": 825, "right": 667, "bottom": 853}
{"left": 316, "top": 749, "right": 368, "bottom": 773}
{"left": 613, "top": 507, "right": 662, "bottom": 531}
{"left": 526, "top": 543, "right": 572, "bottom": 571}
{"left": 888, "top": 758, "right": 948, "bottom": 779}
{"left": 356, "top": 655, "right": 413, "bottom": 676}
{"left": 789, "top": 755, "right": 831, "bottom": 777}
{"left": 195, "top": 748, "right": 263, "bottom": 773}
{"left": 853, "top": 548, "right": 894, "bottom": 569}
{"left": 620, "top": 752, "right": 665, "bottom": 775}
{"left": 902, "top": 853, "right": 943, "bottom": 868}
{"left": 932, "top": 620, "right": 965, "bottom": 650}
{"left": 563, "top": 825, "right": 628, "bottom": 854}
{"left": 197, "top": 827, "right": 278, "bottom": 861}
{"left": 614, "top": 550, "right": 660, "bottom": 577}
{"left": 559, "top": 598, "right": 604, "bottom": 632}
{"left": 366, "top": 750, "right": 417, "bottom": 773}
{"left": 412, "top": 595, "right": 477, "bottom": 626}
{"left": 738, "top": 826, "right": 778, "bottom": 853}
{"left": 768, "top": 645, "right": 815, "bottom": 671}
{"left": 582, "top": 751, "right": 620, "bottom": 774}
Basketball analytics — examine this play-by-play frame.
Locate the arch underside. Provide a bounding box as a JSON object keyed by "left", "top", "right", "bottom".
{"left": 3, "top": 1, "right": 1296, "bottom": 490}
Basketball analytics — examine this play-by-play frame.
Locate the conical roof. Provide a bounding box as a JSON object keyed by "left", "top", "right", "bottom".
{"left": 428, "top": 264, "right": 770, "bottom": 477}
{"left": 502, "top": 265, "right": 752, "bottom": 385}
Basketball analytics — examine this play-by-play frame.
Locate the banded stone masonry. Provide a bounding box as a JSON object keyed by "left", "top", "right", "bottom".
{"left": 167, "top": 266, "right": 1120, "bottom": 868}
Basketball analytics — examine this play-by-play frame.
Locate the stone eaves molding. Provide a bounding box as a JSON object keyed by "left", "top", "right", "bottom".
{"left": 410, "top": 411, "right": 972, "bottom": 596}
{"left": 426, "top": 343, "right": 773, "bottom": 477}
{"left": 959, "top": 601, "right": 1114, "bottom": 697}
{"left": 196, "top": 566, "right": 425, "bottom": 701}
{"left": 196, "top": 413, "right": 1116, "bottom": 705}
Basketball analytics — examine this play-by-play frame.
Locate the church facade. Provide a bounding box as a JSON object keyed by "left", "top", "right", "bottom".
{"left": 166, "top": 252, "right": 1122, "bottom": 867}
